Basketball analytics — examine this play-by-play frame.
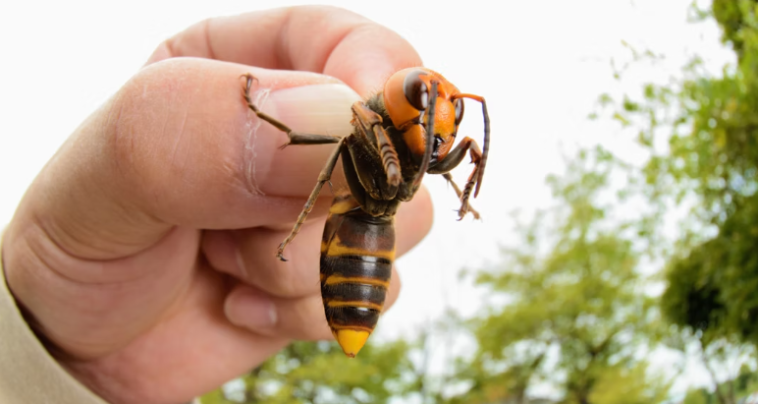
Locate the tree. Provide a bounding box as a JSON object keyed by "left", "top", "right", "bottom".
{"left": 588, "top": 362, "right": 670, "bottom": 404}
{"left": 455, "top": 149, "right": 669, "bottom": 404}
{"left": 599, "top": 0, "right": 758, "bottom": 347}
{"left": 662, "top": 193, "right": 758, "bottom": 344}
{"left": 200, "top": 339, "right": 417, "bottom": 404}
{"left": 682, "top": 388, "right": 708, "bottom": 404}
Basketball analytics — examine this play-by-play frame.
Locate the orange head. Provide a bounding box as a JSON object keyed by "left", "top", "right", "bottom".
{"left": 383, "top": 68, "right": 464, "bottom": 164}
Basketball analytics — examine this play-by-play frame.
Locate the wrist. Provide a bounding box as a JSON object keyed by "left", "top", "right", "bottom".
{"left": 0, "top": 231, "right": 110, "bottom": 404}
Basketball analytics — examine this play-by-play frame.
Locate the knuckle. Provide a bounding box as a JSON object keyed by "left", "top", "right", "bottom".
{"left": 252, "top": 255, "right": 320, "bottom": 299}
{"left": 107, "top": 60, "right": 191, "bottom": 189}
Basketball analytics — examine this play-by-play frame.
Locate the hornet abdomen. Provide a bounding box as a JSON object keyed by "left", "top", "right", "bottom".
{"left": 320, "top": 192, "right": 395, "bottom": 357}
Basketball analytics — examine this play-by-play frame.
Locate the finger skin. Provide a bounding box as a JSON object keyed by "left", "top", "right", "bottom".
{"left": 12, "top": 59, "right": 353, "bottom": 261}
{"left": 203, "top": 186, "right": 433, "bottom": 298}
{"left": 223, "top": 264, "right": 402, "bottom": 341}
{"left": 2, "top": 6, "right": 428, "bottom": 404}
{"left": 62, "top": 263, "right": 291, "bottom": 404}
{"left": 147, "top": 6, "right": 422, "bottom": 96}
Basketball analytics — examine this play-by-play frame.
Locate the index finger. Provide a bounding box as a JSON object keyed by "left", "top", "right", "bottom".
{"left": 146, "top": 6, "right": 423, "bottom": 96}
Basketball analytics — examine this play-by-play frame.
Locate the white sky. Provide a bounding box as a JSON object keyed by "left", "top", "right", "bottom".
{"left": 0, "top": 0, "right": 739, "bottom": 399}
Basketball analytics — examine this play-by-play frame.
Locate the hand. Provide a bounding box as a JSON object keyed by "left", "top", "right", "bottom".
{"left": 1, "top": 6, "right": 432, "bottom": 404}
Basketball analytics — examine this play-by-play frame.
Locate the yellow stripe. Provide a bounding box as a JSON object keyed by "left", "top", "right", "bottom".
{"left": 324, "top": 275, "right": 389, "bottom": 288}
{"left": 329, "top": 199, "right": 360, "bottom": 214}
{"left": 326, "top": 235, "right": 395, "bottom": 260}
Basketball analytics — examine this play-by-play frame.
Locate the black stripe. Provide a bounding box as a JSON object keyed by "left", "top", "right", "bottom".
{"left": 322, "top": 283, "right": 387, "bottom": 306}
{"left": 321, "top": 255, "right": 392, "bottom": 281}
{"left": 325, "top": 306, "right": 380, "bottom": 329}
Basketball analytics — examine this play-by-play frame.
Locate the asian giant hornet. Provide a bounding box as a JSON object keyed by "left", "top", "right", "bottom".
{"left": 241, "top": 68, "right": 490, "bottom": 357}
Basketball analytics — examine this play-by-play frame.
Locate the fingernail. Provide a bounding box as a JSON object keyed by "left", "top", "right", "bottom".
{"left": 263, "top": 84, "right": 361, "bottom": 138}
{"left": 225, "top": 288, "right": 278, "bottom": 329}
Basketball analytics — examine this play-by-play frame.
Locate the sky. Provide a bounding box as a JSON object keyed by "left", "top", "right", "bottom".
{"left": 0, "top": 0, "right": 739, "bottom": 398}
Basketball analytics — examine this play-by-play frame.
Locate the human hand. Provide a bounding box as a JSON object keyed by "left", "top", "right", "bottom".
{"left": 1, "top": 6, "right": 432, "bottom": 404}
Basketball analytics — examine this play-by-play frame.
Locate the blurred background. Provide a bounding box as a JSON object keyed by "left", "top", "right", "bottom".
{"left": 2, "top": 0, "right": 756, "bottom": 403}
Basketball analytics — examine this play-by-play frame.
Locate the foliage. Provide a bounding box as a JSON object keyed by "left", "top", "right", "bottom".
{"left": 587, "top": 362, "right": 670, "bottom": 404}
{"left": 200, "top": 340, "right": 416, "bottom": 404}
{"left": 713, "top": 0, "right": 758, "bottom": 56}
{"left": 682, "top": 388, "right": 709, "bottom": 404}
{"left": 599, "top": 0, "right": 758, "bottom": 347}
{"left": 679, "top": 365, "right": 758, "bottom": 404}
{"left": 458, "top": 150, "right": 669, "bottom": 404}
{"left": 662, "top": 192, "right": 758, "bottom": 343}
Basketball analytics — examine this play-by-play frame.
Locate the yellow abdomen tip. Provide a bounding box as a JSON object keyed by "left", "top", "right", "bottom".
{"left": 335, "top": 329, "right": 370, "bottom": 358}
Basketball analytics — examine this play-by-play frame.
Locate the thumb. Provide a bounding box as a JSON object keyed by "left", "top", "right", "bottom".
{"left": 6, "top": 58, "right": 361, "bottom": 261}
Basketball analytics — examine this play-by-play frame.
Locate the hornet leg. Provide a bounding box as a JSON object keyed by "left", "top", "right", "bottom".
{"left": 428, "top": 137, "right": 483, "bottom": 220}
{"left": 351, "top": 101, "right": 402, "bottom": 186}
{"left": 442, "top": 173, "right": 480, "bottom": 220}
{"left": 242, "top": 73, "right": 342, "bottom": 148}
{"left": 276, "top": 138, "right": 346, "bottom": 261}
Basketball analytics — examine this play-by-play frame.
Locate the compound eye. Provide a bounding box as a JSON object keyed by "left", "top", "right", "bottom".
{"left": 403, "top": 72, "right": 429, "bottom": 111}
{"left": 454, "top": 98, "right": 465, "bottom": 125}
{"left": 432, "top": 135, "right": 443, "bottom": 161}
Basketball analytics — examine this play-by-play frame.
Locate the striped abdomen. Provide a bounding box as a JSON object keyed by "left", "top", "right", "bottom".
{"left": 320, "top": 192, "right": 395, "bottom": 357}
